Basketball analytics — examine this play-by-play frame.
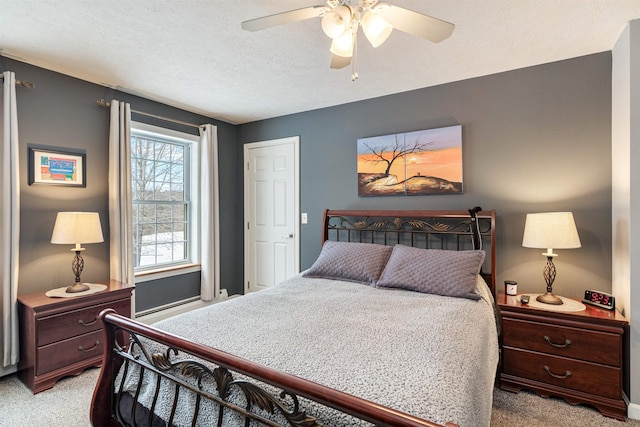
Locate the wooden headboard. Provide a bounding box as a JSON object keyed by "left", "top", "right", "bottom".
{"left": 321, "top": 208, "right": 497, "bottom": 296}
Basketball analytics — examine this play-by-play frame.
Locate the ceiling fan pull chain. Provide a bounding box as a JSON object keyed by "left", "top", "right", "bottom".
{"left": 351, "top": 31, "right": 359, "bottom": 81}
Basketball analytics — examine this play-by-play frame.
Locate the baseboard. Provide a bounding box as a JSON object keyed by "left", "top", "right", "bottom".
{"left": 0, "top": 363, "right": 17, "bottom": 378}
{"left": 135, "top": 289, "right": 233, "bottom": 324}
{"left": 628, "top": 402, "right": 640, "bottom": 420}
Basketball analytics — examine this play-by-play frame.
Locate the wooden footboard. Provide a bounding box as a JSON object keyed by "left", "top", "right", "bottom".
{"left": 90, "top": 309, "right": 458, "bottom": 427}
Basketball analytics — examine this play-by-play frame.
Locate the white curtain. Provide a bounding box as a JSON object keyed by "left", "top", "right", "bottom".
{"left": 108, "top": 101, "right": 134, "bottom": 288}
{"left": 1, "top": 71, "right": 20, "bottom": 367}
{"left": 199, "top": 124, "right": 220, "bottom": 301}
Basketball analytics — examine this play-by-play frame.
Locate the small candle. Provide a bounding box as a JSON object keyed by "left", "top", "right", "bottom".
{"left": 505, "top": 280, "right": 518, "bottom": 295}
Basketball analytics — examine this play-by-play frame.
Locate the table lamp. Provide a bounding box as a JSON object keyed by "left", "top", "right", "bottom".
{"left": 51, "top": 212, "right": 104, "bottom": 293}
{"left": 522, "top": 212, "right": 581, "bottom": 305}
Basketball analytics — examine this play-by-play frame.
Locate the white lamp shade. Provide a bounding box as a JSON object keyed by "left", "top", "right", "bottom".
{"left": 321, "top": 6, "right": 352, "bottom": 39}
{"left": 330, "top": 30, "right": 354, "bottom": 58}
{"left": 522, "top": 212, "right": 581, "bottom": 250}
{"left": 361, "top": 10, "right": 393, "bottom": 48}
{"left": 51, "top": 212, "right": 104, "bottom": 245}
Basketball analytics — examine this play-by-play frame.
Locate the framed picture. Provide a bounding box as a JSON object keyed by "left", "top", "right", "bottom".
{"left": 357, "top": 125, "right": 463, "bottom": 196}
{"left": 28, "top": 146, "right": 86, "bottom": 187}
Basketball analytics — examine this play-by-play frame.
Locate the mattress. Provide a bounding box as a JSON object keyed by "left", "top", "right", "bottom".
{"left": 118, "top": 274, "right": 499, "bottom": 426}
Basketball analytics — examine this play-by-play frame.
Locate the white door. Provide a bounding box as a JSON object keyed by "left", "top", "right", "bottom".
{"left": 244, "top": 137, "right": 299, "bottom": 293}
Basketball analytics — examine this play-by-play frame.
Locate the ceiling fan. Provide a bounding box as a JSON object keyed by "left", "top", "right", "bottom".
{"left": 241, "top": 0, "right": 455, "bottom": 80}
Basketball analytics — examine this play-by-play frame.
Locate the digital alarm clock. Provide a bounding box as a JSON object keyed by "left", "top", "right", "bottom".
{"left": 583, "top": 290, "right": 615, "bottom": 311}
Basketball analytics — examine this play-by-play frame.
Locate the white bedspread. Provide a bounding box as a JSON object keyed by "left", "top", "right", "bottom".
{"left": 121, "top": 275, "right": 499, "bottom": 427}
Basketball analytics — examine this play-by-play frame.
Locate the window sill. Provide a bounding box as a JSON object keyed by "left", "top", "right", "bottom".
{"left": 135, "top": 264, "right": 201, "bottom": 283}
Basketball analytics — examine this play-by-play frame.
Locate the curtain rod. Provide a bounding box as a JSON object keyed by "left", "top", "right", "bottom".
{"left": 0, "top": 75, "right": 36, "bottom": 88}
{"left": 97, "top": 99, "right": 204, "bottom": 130}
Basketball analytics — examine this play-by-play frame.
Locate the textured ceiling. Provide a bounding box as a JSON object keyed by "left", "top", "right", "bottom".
{"left": 1, "top": 1, "right": 640, "bottom": 124}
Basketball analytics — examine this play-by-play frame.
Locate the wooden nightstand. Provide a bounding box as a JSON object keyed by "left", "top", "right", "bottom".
{"left": 17, "top": 280, "right": 133, "bottom": 393}
{"left": 498, "top": 293, "right": 629, "bottom": 421}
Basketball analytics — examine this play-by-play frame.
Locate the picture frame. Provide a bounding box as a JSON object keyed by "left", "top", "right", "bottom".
{"left": 357, "top": 125, "right": 463, "bottom": 196}
{"left": 28, "top": 146, "right": 86, "bottom": 187}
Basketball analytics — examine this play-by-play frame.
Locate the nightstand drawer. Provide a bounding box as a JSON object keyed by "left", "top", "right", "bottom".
{"left": 36, "top": 330, "right": 104, "bottom": 376}
{"left": 37, "top": 298, "right": 130, "bottom": 346}
{"left": 502, "top": 318, "right": 620, "bottom": 366}
{"left": 503, "top": 347, "right": 622, "bottom": 400}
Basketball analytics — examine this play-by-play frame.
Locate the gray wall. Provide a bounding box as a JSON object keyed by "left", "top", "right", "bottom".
{"left": 1, "top": 56, "right": 243, "bottom": 308}
{"left": 239, "top": 52, "right": 613, "bottom": 300}
{"left": 5, "top": 52, "right": 614, "bottom": 306}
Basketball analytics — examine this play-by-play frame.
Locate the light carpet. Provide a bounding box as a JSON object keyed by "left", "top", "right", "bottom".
{"left": 0, "top": 368, "right": 637, "bottom": 426}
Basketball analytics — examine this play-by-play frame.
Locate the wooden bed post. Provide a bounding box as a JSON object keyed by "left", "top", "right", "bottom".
{"left": 321, "top": 208, "right": 330, "bottom": 244}
{"left": 90, "top": 309, "right": 122, "bottom": 427}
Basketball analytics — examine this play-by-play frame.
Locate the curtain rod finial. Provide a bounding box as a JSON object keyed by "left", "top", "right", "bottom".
{"left": 0, "top": 75, "right": 35, "bottom": 88}
{"left": 97, "top": 99, "right": 110, "bottom": 107}
{"left": 16, "top": 79, "right": 35, "bottom": 88}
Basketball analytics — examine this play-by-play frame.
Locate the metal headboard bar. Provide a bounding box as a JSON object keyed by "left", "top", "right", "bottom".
{"left": 321, "top": 209, "right": 497, "bottom": 296}
{"left": 334, "top": 229, "right": 476, "bottom": 246}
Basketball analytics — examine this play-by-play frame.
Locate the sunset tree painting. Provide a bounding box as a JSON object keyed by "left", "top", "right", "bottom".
{"left": 357, "top": 125, "right": 463, "bottom": 196}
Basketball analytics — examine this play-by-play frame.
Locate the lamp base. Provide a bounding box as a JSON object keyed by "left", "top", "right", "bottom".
{"left": 65, "top": 283, "right": 90, "bottom": 293}
{"left": 536, "top": 292, "right": 564, "bottom": 305}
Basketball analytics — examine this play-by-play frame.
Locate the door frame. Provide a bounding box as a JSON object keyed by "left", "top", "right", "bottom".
{"left": 243, "top": 136, "right": 300, "bottom": 294}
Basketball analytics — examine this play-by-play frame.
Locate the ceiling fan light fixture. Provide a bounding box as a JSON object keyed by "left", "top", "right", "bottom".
{"left": 361, "top": 9, "right": 393, "bottom": 48}
{"left": 329, "top": 30, "right": 354, "bottom": 57}
{"left": 321, "top": 5, "right": 352, "bottom": 39}
{"left": 240, "top": 1, "right": 455, "bottom": 81}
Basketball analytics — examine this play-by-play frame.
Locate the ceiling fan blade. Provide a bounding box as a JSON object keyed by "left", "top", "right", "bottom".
{"left": 330, "top": 53, "right": 351, "bottom": 69}
{"left": 241, "top": 6, "right": 328, "bottom": 32}
{"left": 377, "top": 4, "right": 454, "bottom": 43}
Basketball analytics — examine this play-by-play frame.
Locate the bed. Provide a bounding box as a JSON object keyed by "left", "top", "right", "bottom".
{"left": 90, "top": 208, "right": 499, "bottom": 427}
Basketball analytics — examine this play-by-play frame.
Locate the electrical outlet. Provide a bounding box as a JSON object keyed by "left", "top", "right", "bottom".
{"left": 301, "top": 213, "right": 308, "bottom": 224}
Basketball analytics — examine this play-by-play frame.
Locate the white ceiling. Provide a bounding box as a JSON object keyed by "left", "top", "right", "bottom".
{"left": 1, "top": 1, "right": 640, "bottom": 124}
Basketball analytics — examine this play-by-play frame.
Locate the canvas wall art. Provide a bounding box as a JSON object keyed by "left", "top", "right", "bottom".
{"left": 357, "top": 125, "right": 463, "bottom": 196}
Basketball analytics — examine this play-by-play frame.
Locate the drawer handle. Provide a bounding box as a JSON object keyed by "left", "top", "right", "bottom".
{"left": 78, "top": 317, "right": 98, "bottom": 327}
{"left": 78, "top": 341, "right": 100, "bottom": 352}
{"left": 544, "top": 335, "right": 571, "bottom": 348}
{"left": 544, "top": 365, "right": 572, "bottom": 379}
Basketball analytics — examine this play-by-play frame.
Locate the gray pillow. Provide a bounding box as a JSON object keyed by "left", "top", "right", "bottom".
{"left": 303, "top": 241, "right": 393, "bottom": 286}
{"left": 376, "top": 245, "right": 485, "bottom": 300}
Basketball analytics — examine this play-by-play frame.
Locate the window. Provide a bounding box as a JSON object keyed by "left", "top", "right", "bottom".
{"left": 130, "top": 122, "right": 199, "bottom": 275}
